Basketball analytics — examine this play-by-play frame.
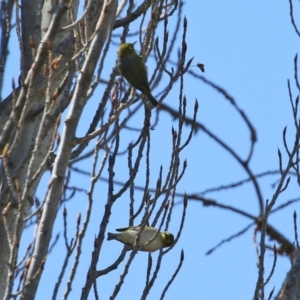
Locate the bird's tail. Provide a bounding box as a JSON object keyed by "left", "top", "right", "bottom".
{"left": 142, "top": 89, "right": 158, "bottom": 107}
{"left": 107, "top": 232, "right": 119, "bottom": 241}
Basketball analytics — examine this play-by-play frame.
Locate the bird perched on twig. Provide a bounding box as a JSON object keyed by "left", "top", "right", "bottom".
{"left": 117, "top": 42, "right": 158, "bottom": 108}
{"left": 107, "top": 226, "right": 174, "bottom": 252}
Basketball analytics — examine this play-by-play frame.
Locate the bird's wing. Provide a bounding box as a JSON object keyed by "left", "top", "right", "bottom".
{"left": 115, "top": 226, "right": 140, "bottom": 232}
{"left": 115, "top": 225, "right": 156, "bottom": 233}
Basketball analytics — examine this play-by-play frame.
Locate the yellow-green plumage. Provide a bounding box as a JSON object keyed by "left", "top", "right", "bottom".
{"left": 107, "top": 226, "right": 174, "bottom": 252}
{"left": 117, "top": 43, "right": 158, "bottom": 107}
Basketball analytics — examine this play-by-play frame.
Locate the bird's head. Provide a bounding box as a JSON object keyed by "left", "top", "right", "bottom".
{"left": 162, "top": 232, "right": 175, "bottom": 247}
{"left": 118, "top": 42, "right": 137, "bottom": 58}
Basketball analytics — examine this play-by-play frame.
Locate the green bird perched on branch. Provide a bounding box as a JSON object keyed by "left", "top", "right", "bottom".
{"left": 117, "top": 43, "right": 158, "bottom": 107}
{"left": 107, "top": 226, "right": 174, "bottom": 252}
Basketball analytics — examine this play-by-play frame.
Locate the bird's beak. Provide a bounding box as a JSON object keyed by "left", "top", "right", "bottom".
{"left": 132, "top": 41, "right": 137, "bottom": 47}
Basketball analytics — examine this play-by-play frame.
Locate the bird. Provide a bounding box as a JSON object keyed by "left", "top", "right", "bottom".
{"left": 117, "top": 42, "right": 158, "bottom": 107}
{"left": 107, "top": 226, "right": 174, "bottom": 252}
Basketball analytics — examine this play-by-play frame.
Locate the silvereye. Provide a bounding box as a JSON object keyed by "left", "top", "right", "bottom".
{"left": 117, "top": 43, "right": 158, "bottom": 107}
{"left": 107, "top": 226, "right": 174, "bottom": 252}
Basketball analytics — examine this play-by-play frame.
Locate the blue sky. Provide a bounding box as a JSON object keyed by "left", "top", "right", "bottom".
{"left": 2, "top": 1, "right": 300, "bottom": 299}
